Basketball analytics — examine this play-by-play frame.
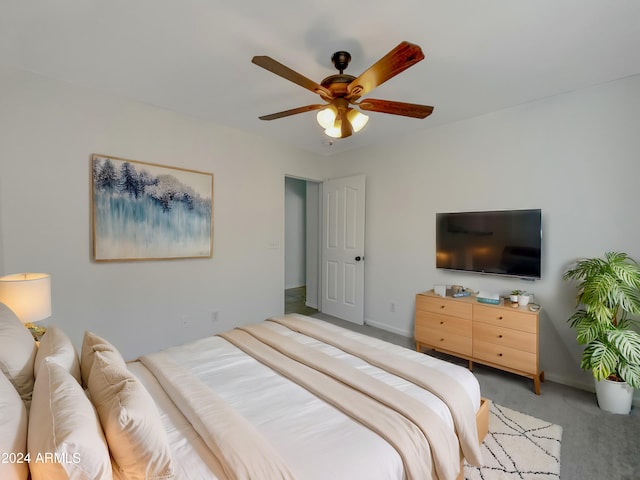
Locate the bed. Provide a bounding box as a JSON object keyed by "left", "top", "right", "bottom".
{"left": 0, "top": 304, "right": 489, "bottom": 480}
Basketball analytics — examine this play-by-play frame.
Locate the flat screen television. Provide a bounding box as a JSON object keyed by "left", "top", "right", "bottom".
{"left": 436, "top": 209, "right": 542, "bottom": 279}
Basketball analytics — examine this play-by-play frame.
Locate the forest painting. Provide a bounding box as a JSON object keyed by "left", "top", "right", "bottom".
{"left": 92, "top": 154, "right": 213, "bottom": 261}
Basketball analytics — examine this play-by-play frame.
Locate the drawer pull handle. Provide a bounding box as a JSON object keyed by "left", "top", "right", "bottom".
{"left": 498, "top": 353, "right": 503, "bottom": 357}
{"left": 498, "top": 334, "right": 503, "bottom": 338}
{"left": 440, "top": 321, "right": 444, "bottom": 325}
{"left": 440, "top": 338, "right": 445, "bottom": 342}
{"left": 498, "top": 316, "right": 503, "bottom": 320}
{"left": 440, "top": 305, "right": 445, "bottom": 309}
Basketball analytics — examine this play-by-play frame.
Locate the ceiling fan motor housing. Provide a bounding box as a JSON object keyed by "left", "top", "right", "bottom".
{"left": 331, "top": 51, "right": 351, "bottom": 73}
{"left": 320, "top": 74, "right": 356, "bottom": 96}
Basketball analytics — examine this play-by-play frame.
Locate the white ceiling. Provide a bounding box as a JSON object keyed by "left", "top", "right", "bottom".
{"left": 2, "top": 1, "right": 639, "bottom": 156}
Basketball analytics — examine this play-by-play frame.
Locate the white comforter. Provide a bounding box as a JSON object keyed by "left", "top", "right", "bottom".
{"left": 129, "top": 316, "right": 481, "bottom": 480}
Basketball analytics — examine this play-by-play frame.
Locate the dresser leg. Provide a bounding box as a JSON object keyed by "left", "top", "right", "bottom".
{"left": 533, "top": 371, "right": 544, "bottom": 395}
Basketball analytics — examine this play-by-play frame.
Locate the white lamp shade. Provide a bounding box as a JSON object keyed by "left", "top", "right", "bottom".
{"left": 316, "top": 106, "right": 337, "bottom": 129}
{"left": 324, "top": 124, "right": 343, "bottom": 138}
{"left": 347, "top": 109, "right": 369, "bottom": 132}
{"left": 0, "top": 273, "right": 51, "bottom": 324}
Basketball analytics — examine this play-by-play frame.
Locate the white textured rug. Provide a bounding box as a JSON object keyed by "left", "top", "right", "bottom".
{"left": 465, "top": 402, "right": 562, "bottom": 479}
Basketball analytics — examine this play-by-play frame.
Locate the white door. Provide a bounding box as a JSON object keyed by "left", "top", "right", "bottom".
{"left": 321, "top": 174, "right": 366, "bottom": 324}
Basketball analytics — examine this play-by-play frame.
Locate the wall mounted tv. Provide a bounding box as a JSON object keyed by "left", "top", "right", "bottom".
{"left": 436, "top": 209, "right": 542, "bottom": 279}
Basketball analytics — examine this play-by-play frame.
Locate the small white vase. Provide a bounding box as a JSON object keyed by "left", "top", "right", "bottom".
{"left": 595, "top": 378, "right": 633, "bottom": 414}
{"left": 518, "top": 294, "right": 530, "bottom": 306}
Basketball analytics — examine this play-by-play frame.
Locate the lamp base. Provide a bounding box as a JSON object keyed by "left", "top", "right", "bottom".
{"left": 24, "top": 322, "right": 46, "bottom": 341}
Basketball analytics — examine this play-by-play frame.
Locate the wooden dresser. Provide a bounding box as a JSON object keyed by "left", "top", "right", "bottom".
{"left": 415, "top": 290, "right": 544, "bottom": 394}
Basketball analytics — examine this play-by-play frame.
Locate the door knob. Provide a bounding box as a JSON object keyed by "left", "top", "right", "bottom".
{"left": 355, "top": 256, "right": 362, "bottom": 262}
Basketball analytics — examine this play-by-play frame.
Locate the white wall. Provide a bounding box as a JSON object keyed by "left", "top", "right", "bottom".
{"left": 0, "top": 66, "right": 328, "bottom": 359}
{"left": 324, "top": 75, "right": 640, "bottom": 392}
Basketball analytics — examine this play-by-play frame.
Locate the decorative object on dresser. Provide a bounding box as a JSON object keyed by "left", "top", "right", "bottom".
{"left": 509, "top": 290, "right": 522, "bottom": 306}
{"left": 0, "top": 273, "right": 51, "bottom": 340}
{"left": 517, "top": 292, "right": 531, "bottom": 306}
{"left": 563, "top": 251, "right": 640, "bottom": 414}
{"left": 415, "top": 290, "right": 544, "bottom": 394}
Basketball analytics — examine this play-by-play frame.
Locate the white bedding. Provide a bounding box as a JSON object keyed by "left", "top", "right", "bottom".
{"left": 128, "top": 316, "right": 481, "bottom": 480}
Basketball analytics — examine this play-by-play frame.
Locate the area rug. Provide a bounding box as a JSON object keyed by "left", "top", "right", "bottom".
{"left": 464, "top": 402, "right": 562, "bottom": 479}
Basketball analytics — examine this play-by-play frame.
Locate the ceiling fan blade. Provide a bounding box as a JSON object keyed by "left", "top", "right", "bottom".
{"left": 358, "top": 99, "right": 434, "bottom": 119}
{"left": 347, "top": 41, "right": 425, "bottom": 100}
{"left": 252, "top": 56, "right": 333, "bottom": 98}
{"left": 258, "top": 104, "right": 327, "bottom": 121}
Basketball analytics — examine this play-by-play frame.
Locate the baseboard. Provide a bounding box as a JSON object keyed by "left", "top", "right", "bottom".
{"left": 363, "top": 318, "right": 412, "bottom": 337}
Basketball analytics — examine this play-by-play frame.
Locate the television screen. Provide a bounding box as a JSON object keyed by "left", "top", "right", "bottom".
{"left": 436, "top": 209, "right": 542, "bottom": 279}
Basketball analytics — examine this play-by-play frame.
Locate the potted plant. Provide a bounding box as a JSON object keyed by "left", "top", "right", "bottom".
{"left": 518, "top": 291, "right": 531, "bottom": 306}
{"left": 563, "top": 251, "right": 640, "bottom": 414}
{"left": 509, "top": 290, "right": 523, "bottom": 306}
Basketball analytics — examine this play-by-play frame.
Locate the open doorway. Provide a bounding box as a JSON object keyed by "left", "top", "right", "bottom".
{"left": 284, "top": 177, "right": 320, "bottom": 315}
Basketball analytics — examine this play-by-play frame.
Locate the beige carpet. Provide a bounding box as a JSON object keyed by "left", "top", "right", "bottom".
{"left": 465, "top": 402, "right": 562, "bottom": 479}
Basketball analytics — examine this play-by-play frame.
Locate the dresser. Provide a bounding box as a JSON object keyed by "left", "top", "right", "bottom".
{"left": 415, "top": 290, "right": 544, "bottom": 394}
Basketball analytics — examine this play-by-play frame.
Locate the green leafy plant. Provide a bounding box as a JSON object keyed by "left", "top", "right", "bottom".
{"left": 563, "top": 252, "right": 640, "bottom": 388}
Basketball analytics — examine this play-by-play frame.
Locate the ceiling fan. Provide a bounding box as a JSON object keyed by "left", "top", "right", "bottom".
{"left": 252, "top": 41, "right": 434, "bottom": 139}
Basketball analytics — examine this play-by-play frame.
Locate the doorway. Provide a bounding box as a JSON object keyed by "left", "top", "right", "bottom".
{"left": 284, "top": 177, "right": 320, "bottom": 315}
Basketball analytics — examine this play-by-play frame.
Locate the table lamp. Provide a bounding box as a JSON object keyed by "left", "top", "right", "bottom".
{"left": 0, "top": 273, "right": 51, "bottom": 340}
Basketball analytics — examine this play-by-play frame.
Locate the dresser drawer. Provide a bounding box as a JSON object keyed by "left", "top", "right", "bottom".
{"left": 415, "top": 311, "right": 472, "bottom": 337}
{"left": 473, "top": 339, "right": 537, "bottom": 374}
{"left": 415, "top": 324, "right": 472, "bottom": 356}
{"left": 473, "top": 304, "right": 537, "bottom": 333}
{"left": 416, "top": 295, "right": 472, "bottom": 320}
{"left": 473, "top": 322, "right": 537, "bottom": 353}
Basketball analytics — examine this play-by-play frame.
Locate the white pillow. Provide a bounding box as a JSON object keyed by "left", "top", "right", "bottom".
{"left": 28, "top": 359, "right": 113, "bottom": 480}
{"left": 80, "top": 330, "right": 125, "bottom": 387}
{"left": 0, "top": 303, "right": 37, "bottom": 404}
{"left": 0, "top": 372, "right": 29, "bottom": 480}
{"left": 88, "top": 351, "right": 174, "bottom": 480}
{"left": 34, "top": 325, "right": 81, "bottom": 384}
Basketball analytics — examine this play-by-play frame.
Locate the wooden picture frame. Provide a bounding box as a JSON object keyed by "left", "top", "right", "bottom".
{"left": 91, "top": 154, "right": 213, "bottom": 261}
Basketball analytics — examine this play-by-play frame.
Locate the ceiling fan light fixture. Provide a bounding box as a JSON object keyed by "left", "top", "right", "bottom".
{"left": 316, "top": 106, "right": 337, "bottom": 130}
{"left": 347, "top": 109, "right": 368, "bottom": 133}
{"left": 324, "top": 123, "right": 343, "bottom": 138}
{"left": 319, "top": 107, "right": 368, "bottom": 138}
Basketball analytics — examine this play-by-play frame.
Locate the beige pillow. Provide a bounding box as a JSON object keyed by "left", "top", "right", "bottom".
{"left": 0, "top": 303, "right": 36, "bottom": 404}
{"left": 34, "top": 325, "right": 81, "bottom": 384}
{"left": 88, "top": 351, "right": 174, "bottom": 480}
{"left": 28, "top": 359, "right": 112, "bottom": 480}
{"left": 80, "top": 330, "right": 125, "bottom": 387}
{"left": 0, "top": 372, "right": 29, "bottom": 480}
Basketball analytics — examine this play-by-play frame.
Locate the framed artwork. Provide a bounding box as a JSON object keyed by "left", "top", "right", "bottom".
{"left": 91, "top": 154, "right": 213, "bottom": 261}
